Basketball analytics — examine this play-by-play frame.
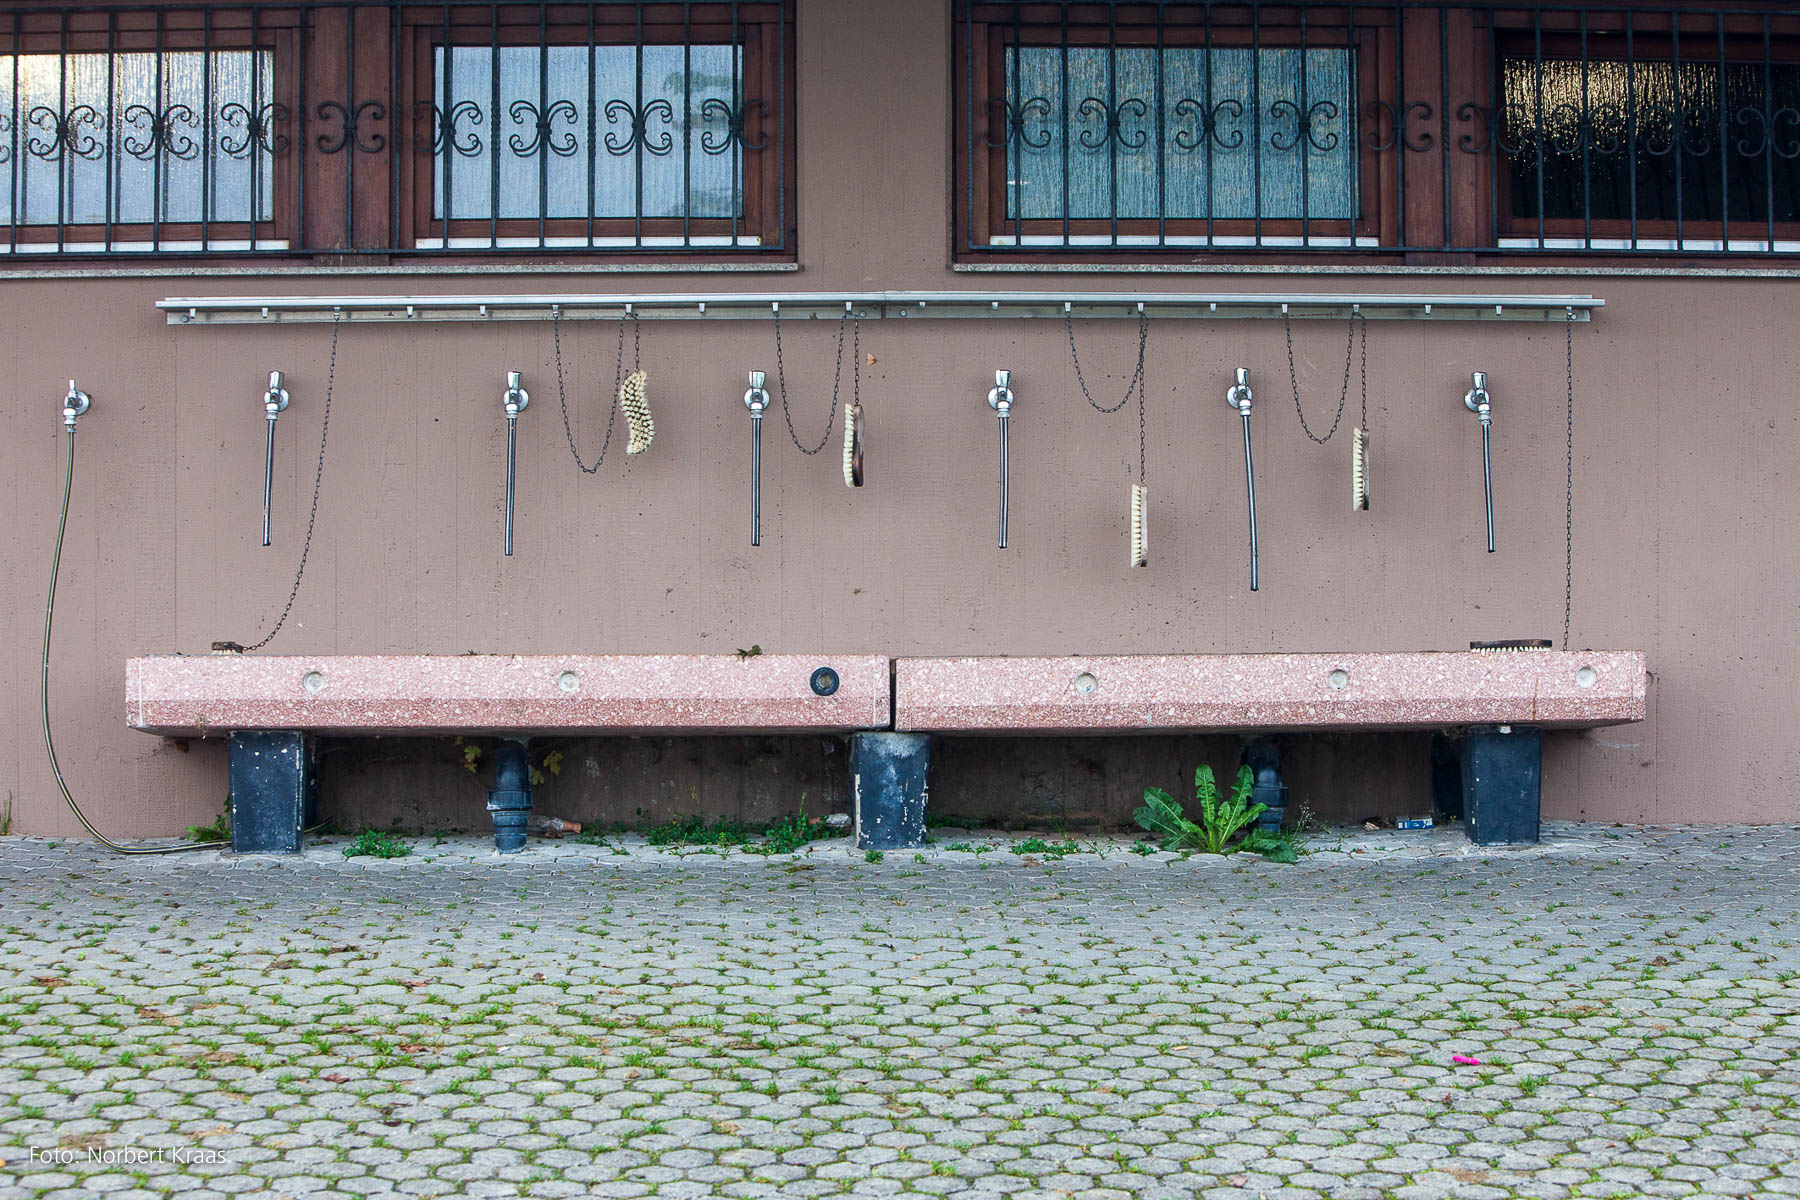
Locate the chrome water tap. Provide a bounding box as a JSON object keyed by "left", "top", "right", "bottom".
{"left": 1463, "top": 371, "right": 1496, "bottom": 553}
{"left": 62, "top": 380, "right": 90, "bottom": 431}
{"left": 987, "top": 370, "right": 1015, "bottom": 549}
{"left": 745, "top": 371, "right": 770, "bottom": 546}
{"left": 1226, "top": 368, "right": 1259, "bottom": 591}
{"left": 502, "top": 371, "right": 529, "bottom": 556}
{"left": 260, "top": 371, "right": 290, "bottom": 547}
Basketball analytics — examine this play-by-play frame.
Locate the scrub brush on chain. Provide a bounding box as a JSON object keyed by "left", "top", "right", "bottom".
{"left": 620, "top": 369, "right": 654, "bottom": 455}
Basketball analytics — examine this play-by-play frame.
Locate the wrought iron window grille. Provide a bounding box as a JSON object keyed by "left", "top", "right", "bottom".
{"left": 0, "top": 0, "right": 793, "bottom": 260}
{"left": 957, "top": 1, "right": 1800, "bottom": 260}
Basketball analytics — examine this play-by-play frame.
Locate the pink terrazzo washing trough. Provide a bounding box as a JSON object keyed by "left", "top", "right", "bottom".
{"left": 125, "top": 654, "right": 891, "bottom": 737}
{"left": 893, "top": 651, "right": 1646, "bottom": 733}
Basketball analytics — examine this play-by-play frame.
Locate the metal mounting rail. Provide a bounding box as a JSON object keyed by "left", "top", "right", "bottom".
{"left": 158, "top": 291, "right": 1602, "bottom": 326}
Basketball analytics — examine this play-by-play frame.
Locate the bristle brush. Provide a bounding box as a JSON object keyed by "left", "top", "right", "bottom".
{"left": 1351, "top": 426, "right": 1370, "bottom": 511}
{"left": 620, "top": 369, "right": 653, "bottom": 455}
{"left": 1129, "top": 483, "right": 1148, "bottom": 567}
{"left": 843, "top": 402, "right": 864, "bottom": 488}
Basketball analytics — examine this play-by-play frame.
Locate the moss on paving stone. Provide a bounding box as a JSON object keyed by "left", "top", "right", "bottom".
{"left": 0, "top": 825, "right": 1797, "bottom": 1198}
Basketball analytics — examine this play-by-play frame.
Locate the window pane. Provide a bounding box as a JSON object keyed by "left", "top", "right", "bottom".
{"left": 1003, "top": 45, "right": 1356, "bottom": 222}
{"left": 1504, "top": 57, "right": 1800, "bottom": 226}
{"left": 434, "top": 43, "right": 743, "bottom": 222}
{"left": 0, "top": 50, "right": 274, "bottom": 227}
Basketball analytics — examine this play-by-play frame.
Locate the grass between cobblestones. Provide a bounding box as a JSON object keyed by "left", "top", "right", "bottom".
{"left": 0, "top": 823, "right": 1796, "bottom": 1199}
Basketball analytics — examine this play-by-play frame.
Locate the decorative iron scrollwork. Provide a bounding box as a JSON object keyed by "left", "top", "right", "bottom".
{"left": 1270, "top": 99, "right": 1341, "bottom": 153}
{"left": 414, "top": 100, "right": 483, "bottom": 156}
{"left": 1735, "top": 106, "right": 1769, "bottom": 159}
{"left": 1771, "top": 107, "right": 1800, "bottom": 160}
{"left": 1364, "top": 99, "right": 1435, "bottom": 153}
{"left": 603, "top": 98, "right": 674, "bottom": 156}
{"left": 122, "top": 103, "right": 201, "bottom": 161}
{"left": 1544, "top": 101, "right": 1621, "bottom": 157}
{"left": 219, "top": 101, "right": 290, "bottom": 157}
{"left": 315, "top": 99, "right": 386, "bottom": 154}
{"left": 699, "top": 97, "right": 769, "bottom": 153}
{"left": 25, "top": 105, "right": 104, "bottom": 161}
{"left": 1727, "top": 105, "right": 1800, "bottom": 159}
{"left": 1075, "top": 96, "right": 1148, "bottom": 150}
{"left": 1172, "top": 98, "right": 1244, "bottom": 151}
{"left": 1455, "top": 102, "right": 1526, "bottom": 156}
{"left": 983, "top": 96, "right": 1052, "bottom": 150}
{"left": 509, "top": 99, "right": 579, "bottom": 157}
{"left": 1679, "top": 108, "right": 1713, "bottom": 158}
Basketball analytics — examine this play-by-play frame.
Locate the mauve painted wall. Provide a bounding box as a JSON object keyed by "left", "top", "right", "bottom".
{"left": 3, "top": 0, "right": 1794, "bottom": 836}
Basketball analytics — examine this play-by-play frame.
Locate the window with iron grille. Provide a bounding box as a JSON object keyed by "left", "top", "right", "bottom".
{"left": 0, "top": 9, "right": 291, "bottom": 254}
{"left": 404, "top": 4, "right": 785, "bottom": 252}
{"left": 957, "top": 2, "right": 1800, "bottom": 261}
{"left": 0, "top": 1, "right": 792, "bottom": 261}
{"left": 1497, "top": 35, "right": 1800, "bottom": 252}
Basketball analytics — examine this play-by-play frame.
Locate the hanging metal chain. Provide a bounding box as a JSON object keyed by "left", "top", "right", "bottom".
{"left": 554, "top": 306, "right": 625, "bottom": 475}
{"left": 1287, "top": 309, "right": 1364, "bottom": 445}
{"left": 772, "top": 305, "right": 847, "bottom": 455}
{"left": 850, "top": 316, "right": 861, "bottom": 410}
{"left": 1563, "top": 307, "right": 1575, "bottom": 651}
{"left": 244, "top": 311, "right": 339, "bottom": 653}
{"left": 1066, "top": 308, "right": 1148, "bottom": 414}
{"left": 1358, "top": 312, "right": 1369, "bottom": 430}
{"left": 1137, "top": 365, "right": 1147, "bottom": 486}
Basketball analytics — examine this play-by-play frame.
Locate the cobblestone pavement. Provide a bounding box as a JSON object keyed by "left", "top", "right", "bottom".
{"left": 1, "top": 823, "right": 1798, "bottom": 1200}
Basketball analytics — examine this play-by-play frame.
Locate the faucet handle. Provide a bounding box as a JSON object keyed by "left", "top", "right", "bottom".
{"left": 62, "top": 379, "right": 90, "bottom": 429}
{"left": 1464, "top": 371, "right": 1491, "bottom": 415}
{"left": 988, "top": 369, "right": 1014, "bottom": 413}
{"left": 744, "top": 371, "right": 769, "bottom": 413}
{"left": 263, "top": 370, "right": 290, "bottom": 416}
{"left": 1226, "top": 367, "right": 1253, "bottom": 412}
{"left": 503, "top": 370, "right": 529, "bottom": 416}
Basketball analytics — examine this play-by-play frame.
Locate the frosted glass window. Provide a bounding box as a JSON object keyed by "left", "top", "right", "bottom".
{"left": 1003, "top": 46, "right": 1357, "bottom": 222}
{"left": 434, "top": 44, "right": 744, "bottom": 222}
{"left": 0, "top": 50, "right": 275, "bottom": 226}
{"left": 1504, "top": 57, "right": 1800, "bottom": 225}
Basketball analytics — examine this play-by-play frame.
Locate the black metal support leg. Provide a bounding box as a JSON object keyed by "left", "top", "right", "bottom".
{"left": 1455, "top": 725, "right": 1543, "bottom": 845}
{"left": 851, "top": 732, "right": 930, "bottom": 851}
{"left": 228, "top": 731, "right": 315, "bottom": 854}
{"left": 487, "top": 740, "right": 533, "bottom": 854}
{"left": 1242, "top": 737, "right": 1288, "bottom": 831}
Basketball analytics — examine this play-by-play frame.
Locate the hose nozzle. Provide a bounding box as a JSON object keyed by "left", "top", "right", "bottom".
{"left": 62, "top": 380, "right": 90, "bottom": 431}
